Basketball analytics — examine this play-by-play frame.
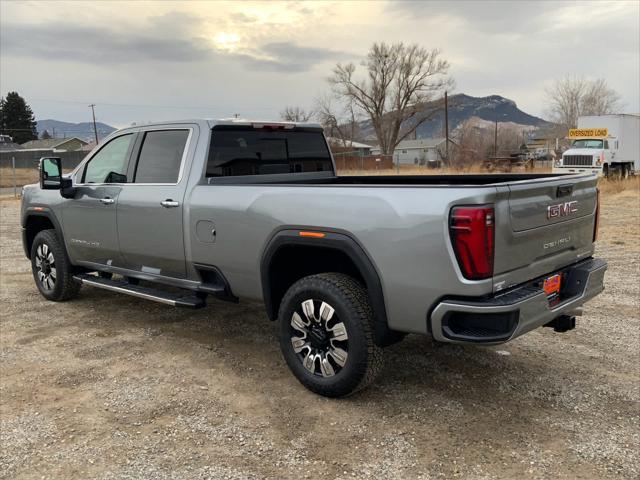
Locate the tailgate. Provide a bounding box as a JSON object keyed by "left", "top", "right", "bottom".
{"left": 493, "top": 174, "right": 598, "bottom": 291}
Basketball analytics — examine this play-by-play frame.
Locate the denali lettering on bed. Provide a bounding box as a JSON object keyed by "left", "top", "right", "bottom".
{"left": 20, "top": 119, "right": 607, "bottom": 397}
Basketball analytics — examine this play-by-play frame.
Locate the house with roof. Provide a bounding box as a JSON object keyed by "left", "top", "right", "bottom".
{"left": 20, "top": 137, "right": 88, "bottom": 152}
{"left": 0, "top": 134, "right": 23, "bottom": 151}
{"left": 371, "top": 138, "right": 451, "bottom": 166}
{"left": 326, "top": 137, "right": 373, "bottom": 155}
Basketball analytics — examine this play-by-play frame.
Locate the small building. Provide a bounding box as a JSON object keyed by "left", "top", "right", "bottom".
{"left": 371, "top": 138, "right": 448, "bottom": 166}
{"left": 326, "top": 137, "right": 373, "bottom": 156}
{"left": 0, "top": 134, "right": 23, "bottom": 151}
{"left": 20, "top": 137, "right": 88, "bottom": 152}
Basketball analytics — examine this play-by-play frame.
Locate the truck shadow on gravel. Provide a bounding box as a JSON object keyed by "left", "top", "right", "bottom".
{"left": 66, "top": 287, "right": 592, "bottom": 413}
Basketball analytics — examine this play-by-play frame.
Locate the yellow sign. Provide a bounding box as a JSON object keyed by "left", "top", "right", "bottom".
{"left": 568, "top": 128, "right": 608, "bottom": 138}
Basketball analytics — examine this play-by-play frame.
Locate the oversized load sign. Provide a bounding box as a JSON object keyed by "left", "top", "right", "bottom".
{"left": 568, "top": 128, "right": 608, "bottom": 138}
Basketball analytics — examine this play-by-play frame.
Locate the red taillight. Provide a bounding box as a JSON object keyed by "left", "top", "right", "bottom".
{"left": 593, "top": 188, "right": 600, "bottom": 242}
{"left": 449, "top": 206, "right": 495, "bottom": 280}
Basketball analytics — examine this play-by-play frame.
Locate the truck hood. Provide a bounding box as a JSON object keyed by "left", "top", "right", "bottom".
{"left": 563, "top": 148, "right": 602, "bottom": 157}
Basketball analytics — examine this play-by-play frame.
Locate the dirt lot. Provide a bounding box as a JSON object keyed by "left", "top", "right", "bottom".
{"left": 1, "top": 187, "right": 638, "bottom": 480}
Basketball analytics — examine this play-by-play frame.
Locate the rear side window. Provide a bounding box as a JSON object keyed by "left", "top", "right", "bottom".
{"left": 134, "top": 130, "right": 189, "bottom": 183}
{"left": 206, "top": 127, "right": 332, "bottom": 177}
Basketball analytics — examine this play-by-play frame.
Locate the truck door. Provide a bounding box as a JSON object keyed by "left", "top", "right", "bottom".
{"left": 63, "top": 133, "right": 136, "bottom": 267}
{"left": 116, "top": 127, "right": 195, "bottom": 279}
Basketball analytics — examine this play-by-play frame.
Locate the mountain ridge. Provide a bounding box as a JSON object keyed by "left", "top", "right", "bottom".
{"left": 359, "top": 93, "right": 551, "bottom": 141}
{"left": 36, "top": 119, "right": 116, "bottom": 140}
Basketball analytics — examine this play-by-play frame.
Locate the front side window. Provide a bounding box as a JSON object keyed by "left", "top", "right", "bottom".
{"left": 206, "top": 127, "right": 332, "bottom": 177}
{"left": 83, "top": 134, "right": 134, "bottom": 183}
{"left": 134, "top": 130, "right": 189, "bottom": 183}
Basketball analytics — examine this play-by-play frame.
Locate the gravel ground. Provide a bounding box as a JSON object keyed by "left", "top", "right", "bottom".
{"left": 0, "top": 190, "right": 638, "bottom": 480}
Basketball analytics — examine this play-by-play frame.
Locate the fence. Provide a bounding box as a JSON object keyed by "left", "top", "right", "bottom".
{"left": 333, "top": 153, "right": 394, "bottom": 170}
{"left": 0, "top": 149, "right": 89, "bottom": 170}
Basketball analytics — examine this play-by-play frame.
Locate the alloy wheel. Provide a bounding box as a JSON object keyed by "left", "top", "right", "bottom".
{"left": 35, "top": 243, "right": 56, "bottom": 291}
{"left": 289, "top": 299, "right": 349, "bottom": 377}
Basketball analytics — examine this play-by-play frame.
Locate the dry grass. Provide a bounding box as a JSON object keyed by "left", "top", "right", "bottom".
{"left": 598, "top": 176, "right": 640, "bottom": 196}
{"left": 0, "top": 167, "right": 74, "bottom": 189}
{"left": 0, "top": 167, "right": 39, "bottom": 188}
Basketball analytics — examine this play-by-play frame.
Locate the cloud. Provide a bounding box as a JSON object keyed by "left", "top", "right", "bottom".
{"left": 0, "top": 16, "right": 344, "bottom": 73}
{"left": 388, "top": 0, "right": 557, "bottom": 33}
{"left": 243, "top": 42, "right": 344, "bottom": 72}
{"left": 229, "top": 12, "right": 258, "bottom": 24}
{"left": 1, "top": 22, "right": 211, "bottom": 63}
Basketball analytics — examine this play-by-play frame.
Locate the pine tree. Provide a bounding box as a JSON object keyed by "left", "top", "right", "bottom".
{"left": 0, "top": 91, "right": 38, "bottom": 144}
{"left": 41, "top": 129, "right": 52, "bottom": 139}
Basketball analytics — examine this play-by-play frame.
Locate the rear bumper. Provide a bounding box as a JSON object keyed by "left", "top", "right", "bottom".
{"left": 429, "top": 257, "right": 607, "bottom": 344}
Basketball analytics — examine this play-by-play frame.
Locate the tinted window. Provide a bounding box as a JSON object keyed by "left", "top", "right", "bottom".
{"left": 207, "top": 128, "right": 332, "bottom": 177}
{"left": 134, "top": 130, "right": 189, "bottom": 183}
{"left": 83, "top": 134, "right": 133, "bottom": 183}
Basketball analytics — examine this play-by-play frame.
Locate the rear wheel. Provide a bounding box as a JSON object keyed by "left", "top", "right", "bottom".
{"left": 621, "top": 164, "right": 630, "bottom": 179}
{"left": 278, "top": 273, "right": 382, "bottom": 397}
{"left": 31, "top": 229, "right": 81, "bottom": 301}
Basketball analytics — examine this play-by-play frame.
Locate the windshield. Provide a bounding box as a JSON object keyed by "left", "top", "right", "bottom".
{"left": 571, "top": 139, "right": 603, "bottom": 149}
{"left": 207, "top": 127, "right": 333, "bottom": 177}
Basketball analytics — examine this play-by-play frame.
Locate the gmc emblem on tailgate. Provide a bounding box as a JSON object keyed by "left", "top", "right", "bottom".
{"left": 547, "top": 200, "right": 578, "bottom": 219}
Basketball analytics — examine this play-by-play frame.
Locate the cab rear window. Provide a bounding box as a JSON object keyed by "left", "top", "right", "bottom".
{"left": 206, "top": 127, "right": 332, "bottom": 177}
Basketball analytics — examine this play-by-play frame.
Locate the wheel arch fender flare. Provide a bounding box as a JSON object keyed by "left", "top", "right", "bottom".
{"left": 260, "top": 228, "right": 395, "bottom": 346}
{"left": 22, "top": 208, "right": 67, "bottom": 260}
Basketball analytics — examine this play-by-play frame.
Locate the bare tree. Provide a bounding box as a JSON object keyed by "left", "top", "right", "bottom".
{"left": 582, "top": 78, "right": 622, "bottom": 116}
{"left": 545, "top": 76, "right": 622, "bottom": 130}
{"left": 314, "top": 94, "right": 361, "bottom": 148}
{"left": 280, "top": 106, "right": 314, "bottom": 122}
{"left": 329, "top": 42, "right": 452, "bottom": 155}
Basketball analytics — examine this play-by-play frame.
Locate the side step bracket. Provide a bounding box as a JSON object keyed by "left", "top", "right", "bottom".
{"left": 73, "top": 273, "right": 206, "bottom": 309}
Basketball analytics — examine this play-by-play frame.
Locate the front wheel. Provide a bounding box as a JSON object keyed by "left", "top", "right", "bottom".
{"left": 278, "top": 273, "right": 382, "bottom": 397}
{"left": 31, "top": 229, "right": 81, "bottom": 301}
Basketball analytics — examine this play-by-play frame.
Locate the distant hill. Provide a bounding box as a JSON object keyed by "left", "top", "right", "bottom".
{"left": 359, "top": 94, "right": 552, "bottom": 141}
{"left": 36, "top": 119, "right": 116, "bottom": 141}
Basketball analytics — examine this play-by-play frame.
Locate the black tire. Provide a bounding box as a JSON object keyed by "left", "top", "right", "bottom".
{"left": 31, "top": 229, "right": 81, "bottom": 301}
{"left": 278, "top": 273, "right": 383, "bottom": 397}
{"left": 621, "top": 164, "right": 629, "bottom": 179}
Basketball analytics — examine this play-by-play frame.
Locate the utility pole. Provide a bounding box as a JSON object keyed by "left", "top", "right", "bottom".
{"left": 444, "top": 91, "right": 449, "bottom": 164}
{"left": 494, "top": 116, "right": 498, "bottom": 158}
{"left": 89, "top": 104, "right": 99, "bottom": 144}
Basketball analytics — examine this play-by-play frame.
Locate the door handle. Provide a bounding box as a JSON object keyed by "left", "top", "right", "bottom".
{"left": 160, "top": 199, "right": 179, "bottom": 208}
{"left": 100, "top": 197, "right": 115, "bottom": 205}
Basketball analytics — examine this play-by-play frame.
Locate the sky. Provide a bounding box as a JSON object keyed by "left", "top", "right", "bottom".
{"left": 1, "top": 0, "right": 639, "bottom": 128}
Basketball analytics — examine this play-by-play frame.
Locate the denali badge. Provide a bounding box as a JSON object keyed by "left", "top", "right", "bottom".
{"left": 547, "top": 200, "right": 578, "bottom": 219}
{"left": 544, "top": 236, "right": 571, "bottom": 249}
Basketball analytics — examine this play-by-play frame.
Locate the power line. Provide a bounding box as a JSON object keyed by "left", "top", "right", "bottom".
{"left": 27, "top": 97, "right": 278, "bottom": 111}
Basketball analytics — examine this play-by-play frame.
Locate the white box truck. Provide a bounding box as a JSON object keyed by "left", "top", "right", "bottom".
{"left": 553, "top": 114, "right": 640, "bottom": 177}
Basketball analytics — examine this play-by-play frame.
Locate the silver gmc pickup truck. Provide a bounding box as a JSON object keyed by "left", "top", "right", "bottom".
{"left": 21, "top": 119, "right": 607, "bottom": 397}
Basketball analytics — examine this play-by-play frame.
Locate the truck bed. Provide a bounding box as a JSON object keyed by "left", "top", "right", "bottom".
{"left": 210, "top": 172, "right": 570, "bottom": 186}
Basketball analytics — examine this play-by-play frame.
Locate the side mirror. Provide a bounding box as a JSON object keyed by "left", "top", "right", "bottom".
{"left": 40, "top": 157, "right": 62, "bottom": 190}
{"left": 40, "top": 157, "right": 76, "bottom": 198}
